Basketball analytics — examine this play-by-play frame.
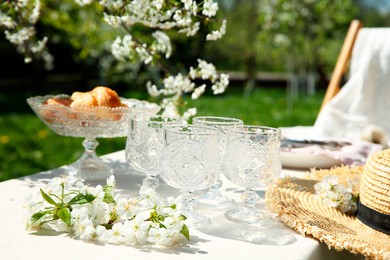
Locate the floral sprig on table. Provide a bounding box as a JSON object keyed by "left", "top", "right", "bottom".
{"left": 24, "top": 175, "right": 189, "bottom": 246}
{"left": 314, "top": 175, "right": 359, "bottom": 214}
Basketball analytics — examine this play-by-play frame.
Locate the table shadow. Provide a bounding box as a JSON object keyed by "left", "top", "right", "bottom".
{"left": 196, "top": 208, "right": 298, "bottom": 246}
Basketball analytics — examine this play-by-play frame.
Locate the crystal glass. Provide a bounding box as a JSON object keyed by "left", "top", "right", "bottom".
{"left": 223, "top": 126, "right": 281, "bottom": 224}
{"left": 192, "top": 116, "right": 243, "bottom": 208}
{"left": 160, "top": 124, "right": 220, "bottom": 228}
{"left": 27, "top": 94, "right": 160, "bottom": 181}
{"left": 125, "top": 115, "right": 181, "bottom": 190}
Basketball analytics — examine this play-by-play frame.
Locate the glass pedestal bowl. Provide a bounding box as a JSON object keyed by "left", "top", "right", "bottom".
{"left": 27, "top": 94, "right": 160, "bottom": 181}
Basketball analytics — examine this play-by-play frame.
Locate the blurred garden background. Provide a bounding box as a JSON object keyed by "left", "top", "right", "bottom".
{"left": 1, "top": 0, "right": 390, "bottom": 181}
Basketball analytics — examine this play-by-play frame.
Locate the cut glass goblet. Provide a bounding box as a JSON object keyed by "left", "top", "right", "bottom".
{"left": 223, "top": 125, "right": 281, "bottom": 224}
{"left": 160, "top": 124, "right": 220, "bottom": 228}
{"left": 192, "top": 116, "right": 243, "bottom": 208}
{"left": 125, "top": 115, "right": 181, "bottom": 190}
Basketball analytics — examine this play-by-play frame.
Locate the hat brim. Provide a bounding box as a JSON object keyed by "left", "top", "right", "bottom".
{"left": 267, "top": 166, "right": 390, "bottom": 259}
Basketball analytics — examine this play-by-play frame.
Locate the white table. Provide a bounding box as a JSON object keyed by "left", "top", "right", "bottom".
{"left": 0, "top": 151, "right": 363, "bottom": 260}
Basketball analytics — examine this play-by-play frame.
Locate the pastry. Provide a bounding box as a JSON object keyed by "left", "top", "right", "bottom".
{"left": 43, "top": 86, "right": 127, "bottom": 122}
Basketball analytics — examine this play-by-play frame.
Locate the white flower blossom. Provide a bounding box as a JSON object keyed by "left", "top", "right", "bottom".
{"left": 75, "top": 0, "right": 93, "bottom": 6}
{"left": 162, "top": 74, "right": 195, "bottom": 95}
{"left": 152, "top": 30, "right": 172, "bottom": 58}
{"left": 152, "top": 0, "right": 165, "bottom": 10}
{"left": 28, "top": 0, "right": 41, "bottom": 24}
{"left": 178, "top": 21, "right": 200, "bottom": 36}
{"left": 5, "top": 27, "right": 34, "bottom": 45}
{"left": 103, "top": 13, "right": 122, "bottom": 28}
{"left": 206, "top": 19, "right": 227, "bottom": 41}
{"left": 30, "top": 36, "right": 48, "bottom": 53}
{"left": 16, "top": 0, "right": 29, "bottom": 10}
{"left": 106, "top": 222, "right": 126, "bottom": 243}
{"left": 181, "top": 0, "right": 194, "bottom": 10}
{"left": 182, "top": 107, "right": 197, "bottom": 121}
{"left": 212, "top": 73, "right": 229, "bottom": 94}
{"left": 197, "top": 59, "right": 217, "bottom": 80}
{"left": 95, "top": 225, "right": 110, "bottom": 242}
{"left": 0, "top": 12, "right": 16, "bottom": 29}
{"left": 136, "top": 44, "right": 153, "bottom": 64}
{"left": 202, "top": 0, "right": 218, "bottom": 17}
{"left": 116, "top": 197, "right": 138, "bottom": 219}
{"left": 161, "top": 100, "right": 180, "bottom": 118}
{"left": 314, "top": 175, "right": 357, "bottom": 214}
{"left": 191, "top": 84, "right": 206, "bottom": 99}
{"left": 147, "top": 227, "right": 172, "bottom": 245}
{"left": 106, "top": 175, "right": 116, "bottom": 187}
{"left": 111, "top": 35, "right": 135, "bottom": 62}
{"left": 73, "top": 218, "right": 93, "bottom": 237}
{"left": 146, "top": 81, "right": 161, "bottom": 97}
{"left": 80, "top": 225, "right": 97, "bottom": 241}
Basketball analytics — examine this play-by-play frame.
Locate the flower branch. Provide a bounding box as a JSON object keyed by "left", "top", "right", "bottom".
{"left": 25, "top": 175, "right": 189, "bottom": 245}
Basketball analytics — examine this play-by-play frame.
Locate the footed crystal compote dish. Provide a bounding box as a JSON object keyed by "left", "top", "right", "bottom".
{"left": 27, "top": 94, "right": 160, "bottom": 181}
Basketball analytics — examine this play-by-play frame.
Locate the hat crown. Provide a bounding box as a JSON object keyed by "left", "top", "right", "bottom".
{"left": 359, "top": 149, "right": 390, "bottom": 215}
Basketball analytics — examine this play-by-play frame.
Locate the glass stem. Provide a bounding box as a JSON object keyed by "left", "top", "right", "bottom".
{"left": 210, "top": 178, "right": 222, "bottom": 191}
{"left": 182, "top": 192, "right": 196, "bottom": 211}
{"left": 82, "top": 137, "right": 99, "bottom": 156}
{"left": 142, "top": 175, "right": 159, "bottom": 190}
{"left": 241, "top": 188, "right": 259, "bottom": 209}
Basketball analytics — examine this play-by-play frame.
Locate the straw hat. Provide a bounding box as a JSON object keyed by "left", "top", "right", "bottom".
{"left": 267, "top": 149, "right": 390, "bottom": 259}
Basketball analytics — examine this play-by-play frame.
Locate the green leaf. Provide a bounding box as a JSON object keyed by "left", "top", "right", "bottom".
{"left": 180, "top": 224, "right": 190, "bottom": 241}
{"left": 57, "top": 208, "right": 71, "bottom": 226}
{"left": 103, "top": 185, "right": 112, "bottom": 193}
{"left": 103, "top": 192, "right": 115, "bottom": 204}
{"left": 30, "top": 210, "right": 50, "bottom": 225}
{"left": 178, "top": 214, "right": 187, "bottom": 221}
{"left": 40, "top": 189, "right": 58, "bottom": 206}
{"left": 68, "top": 193, "right": 96, "bottom": 205}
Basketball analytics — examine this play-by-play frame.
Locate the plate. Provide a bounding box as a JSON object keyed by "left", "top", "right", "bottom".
{"left": 281, "top": 150, "right": 343, "bottom": 169}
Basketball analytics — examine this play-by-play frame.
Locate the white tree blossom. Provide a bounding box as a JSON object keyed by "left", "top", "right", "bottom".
{"left": 314, "top": 176, "right": 358, "bottom": 214}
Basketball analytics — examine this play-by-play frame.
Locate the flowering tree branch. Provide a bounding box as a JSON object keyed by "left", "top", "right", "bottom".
{"left": 1, "top": 0, "right": 229, "bottom": 119}
{"left": 0, "top": 0, "right": 53, "bottom": 69}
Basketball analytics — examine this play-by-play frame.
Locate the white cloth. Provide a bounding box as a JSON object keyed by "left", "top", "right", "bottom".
{"left": 314, "top": 28, "right": 390, "bottom": 139}
{"left": 0, "top": 151, "right": 362, "bottom": 260}
{"left": 280, "top": 126, "right": 382, "bottom": 167}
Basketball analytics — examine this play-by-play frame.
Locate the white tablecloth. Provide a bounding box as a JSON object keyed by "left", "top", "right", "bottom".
{"left": 0, "top": 150, "right": 363, "bottom": 260}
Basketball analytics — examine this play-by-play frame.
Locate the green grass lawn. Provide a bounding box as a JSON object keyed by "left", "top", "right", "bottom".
{"left": 0, "top": 87, "right": 324, "bottom": 182}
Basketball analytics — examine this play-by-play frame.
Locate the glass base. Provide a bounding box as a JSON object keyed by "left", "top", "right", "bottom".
{"left": 225, "top": 206, "right": 269, "bottom": 224}
{"left": 67, "top": 138, "right": 113, "bottom": 181}
{"left": 197, "top": 189, "right": 235, "bottom": 209}
{"left": 68, "top": 156, "right": 113, "bottom": 181}
{"left": 183, "top": 209, "right": 210, "bottom": 229}
{"left": 179, "top": 191, "right": 210, "bottom": 228}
